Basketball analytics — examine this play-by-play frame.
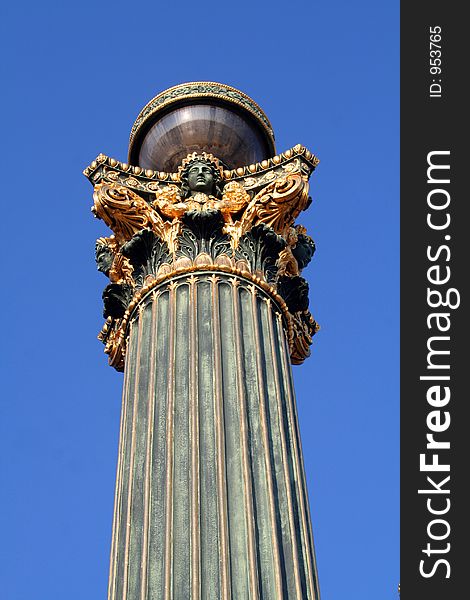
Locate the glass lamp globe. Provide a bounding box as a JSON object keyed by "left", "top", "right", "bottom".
{"left": 128, "top": 82, "right": 276, "bottom": 172}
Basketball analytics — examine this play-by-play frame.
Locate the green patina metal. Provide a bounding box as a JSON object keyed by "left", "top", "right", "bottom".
{"left": 86, "top": 82, "right": 321, "bottom": 599}
{"left": 112, "top": 273, "right": 319, "bottom": 599}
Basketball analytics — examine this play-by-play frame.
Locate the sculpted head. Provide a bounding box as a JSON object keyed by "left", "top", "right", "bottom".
{"left": 95, "top": 240, "right": 114, "bottom": 276}
{"left": 179, "top": 154, "right": 223, "bottom": 199}
{"left": 187, "top": 161, "right": 215, "bottom": 194}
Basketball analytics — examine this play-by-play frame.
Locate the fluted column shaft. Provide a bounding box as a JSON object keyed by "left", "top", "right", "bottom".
{"left": 108, "top": 271, "right": 320, "bottom": 600}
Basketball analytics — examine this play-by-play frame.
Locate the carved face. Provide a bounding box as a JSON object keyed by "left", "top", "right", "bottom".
{"left": 95, "top": 245, "right": 114, "bottom": 275}
{"left": 186, "top": 161, "right": 215, "bottom": 195}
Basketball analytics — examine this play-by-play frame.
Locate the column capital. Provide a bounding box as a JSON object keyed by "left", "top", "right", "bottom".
{"left": 86, "top": 148, "right": 320, "bottom": 370}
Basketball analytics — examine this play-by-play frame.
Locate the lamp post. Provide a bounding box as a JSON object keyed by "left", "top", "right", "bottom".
{"left": 85, "top": 81, "right": 321, "bottom": 600}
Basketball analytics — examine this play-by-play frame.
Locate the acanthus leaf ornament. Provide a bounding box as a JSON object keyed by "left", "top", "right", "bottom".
{"left": 240, "top": 173, "right": 310, "bottom": 238}
{"left": 87, "top": 150, "right": 319, "bottom": 369}
{"left": 92, "top": 183, "right": 161, "bottom": 245}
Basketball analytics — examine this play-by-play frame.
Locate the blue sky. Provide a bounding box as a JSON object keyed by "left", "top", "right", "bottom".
{"left": 1, "top": 1, "right": 399, "bottom": 598}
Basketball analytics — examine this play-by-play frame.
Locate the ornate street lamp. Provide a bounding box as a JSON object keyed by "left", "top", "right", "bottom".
{"left": 84, "top": 81, "right": 320, "bottom": 600}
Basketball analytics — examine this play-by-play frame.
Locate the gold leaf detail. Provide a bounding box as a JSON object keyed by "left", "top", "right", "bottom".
{"left": 92, "top": 182, "right": 166, "bottom": 245}
{"left": 194, "top": 253, "right": 213, "bottom": 267}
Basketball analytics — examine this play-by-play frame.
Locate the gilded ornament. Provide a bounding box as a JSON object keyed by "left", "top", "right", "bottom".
{"left": 92, "top": 183, "right": 161, "bottom": 245}
{"left": 88, "top": 149, "right": 318, "bottom": 368}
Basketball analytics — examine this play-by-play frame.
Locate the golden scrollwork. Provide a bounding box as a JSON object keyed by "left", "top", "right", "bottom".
{"left": 92, "top": 182, "right": 181, "bottom": 253}
{"left": 89, "top": 151, "right": 318, "bottom": 369}
{"left": 235, "top": 173, "right": 310, "bottom": 241}
{"left": 92, "top": 183, "right": 160, "bottom": 245}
